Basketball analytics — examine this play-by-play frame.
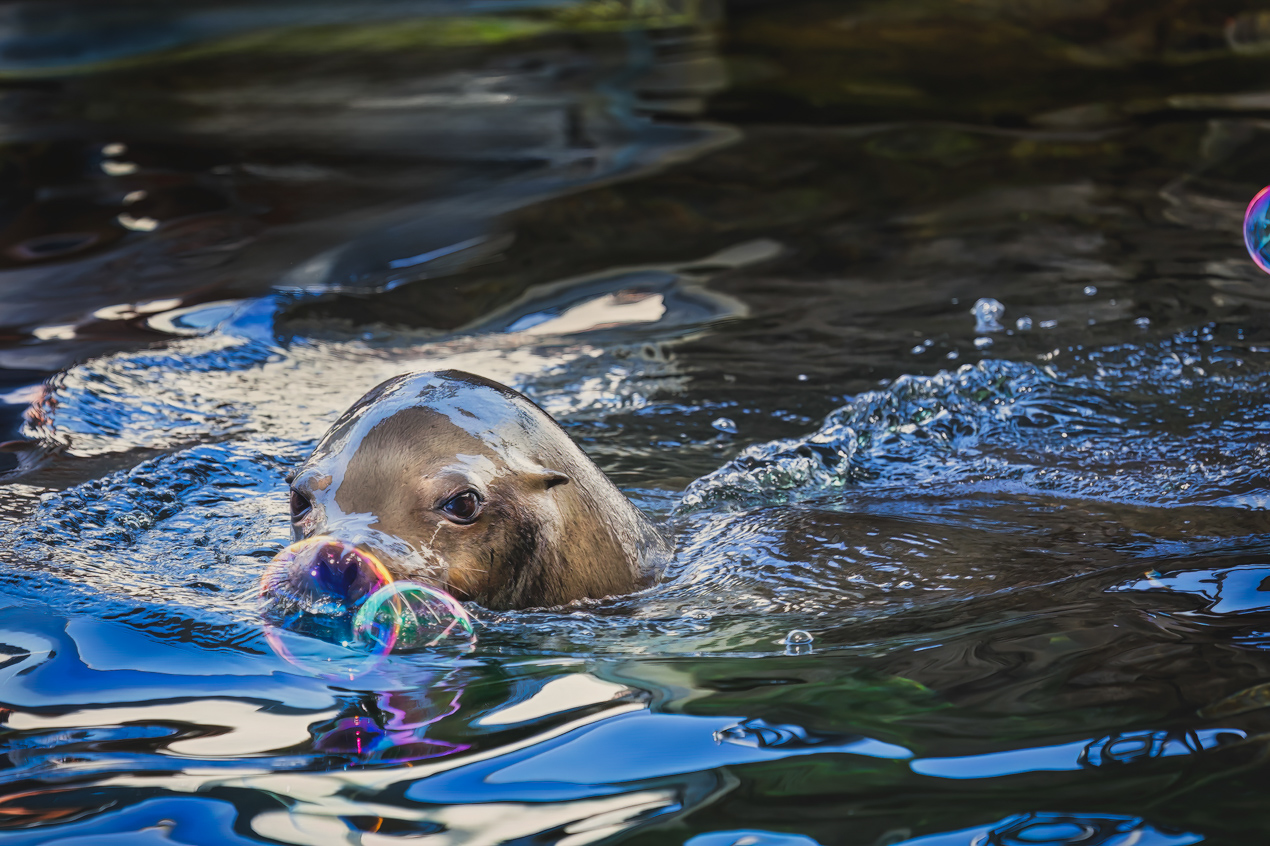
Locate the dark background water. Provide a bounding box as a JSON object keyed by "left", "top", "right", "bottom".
{"left": 4, "top": 1, "right": 1270, "bottom": 843}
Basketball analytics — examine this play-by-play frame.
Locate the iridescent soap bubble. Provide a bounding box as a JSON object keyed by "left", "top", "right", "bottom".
{"left": 260, "top": 536, "right": 394, "bottom": 621}
{"left": 353, "top": 581, "right": 475, "bottom": 652}
{"left": 1244, "top": 185, "right": 1270, "bottom": 274}
{"left": 260, "top": 536, "right": 475, "bottom": 676}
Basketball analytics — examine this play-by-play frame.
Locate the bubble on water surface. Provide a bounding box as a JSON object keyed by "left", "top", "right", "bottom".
{"left": 353, "top": 581, "right": 475, "bottom": 652}
{"left": 259, "top": 537, "right": 474, "bottom": 674}
{"left": 260, "top": 536, "right": 394, "bottom": 619}
{"left": 782, "top": 629, "right": 813, "bottom": 655}
{"left": 1244, "top": 185, "right": 1270, "bottom": 274}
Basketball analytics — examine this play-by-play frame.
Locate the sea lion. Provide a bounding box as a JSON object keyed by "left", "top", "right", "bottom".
{"left": 282, "top": 370, "right": 670, "bottom": 610}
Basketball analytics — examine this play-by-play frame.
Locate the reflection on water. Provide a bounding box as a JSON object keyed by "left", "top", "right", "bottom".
{"left": 5, "top": 0, "right": 1270, "bottom": 842}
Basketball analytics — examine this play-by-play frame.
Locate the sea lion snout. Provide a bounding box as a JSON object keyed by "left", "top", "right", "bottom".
{"left": 277, "top": 370, "right": 670, "bottom": 611}
{"left": 262, "top": 535, "right": 392, "bottom": 615}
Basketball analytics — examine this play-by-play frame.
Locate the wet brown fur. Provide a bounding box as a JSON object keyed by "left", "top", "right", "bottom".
{"left": 289, "top": 371, "right": 669, "bottom": 610}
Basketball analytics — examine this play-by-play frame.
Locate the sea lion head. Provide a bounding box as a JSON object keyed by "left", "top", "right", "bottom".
{"left": 282, "top": 370, "right": 667, "bottom": 610}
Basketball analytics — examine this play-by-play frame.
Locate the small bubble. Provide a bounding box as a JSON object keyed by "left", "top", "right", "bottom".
{"left": 1087, "top": 318, "right": 1097, "bottom": 326}
{"left": 797, "top": 374, "right": 808, "bottom": 381}
{"left": 1083, "top": 285, "right": 1098, "bottom": 296}
{"left": 712, "top": 417, "right": 738, "bottom": 435}
{"left": 910, "top": 345, "right": 925, "bottom": 355}
{"left": 971, "top": 297, "right": 1005, "bottom": 333}
{"left": 782, "top": 630, "right": 813, "bottom": 655}
{"left": 1134, "top": 317, "right": 1151, "bottom": 328}
{"left": 974, "top": 336, "right": 993, "bottom": 350}
{"left": 1015, "top": 316, "right": 1033, "bottom": 331}
{"left": 945, "top": 350, "right": 960, "bottom": 360}
{"left": 1040, "top": 319, "right": 1058, "bottom": 329}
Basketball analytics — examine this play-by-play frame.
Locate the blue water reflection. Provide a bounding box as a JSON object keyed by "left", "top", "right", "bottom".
{"left": 900, "top": 813, "right": 1202, "bottom": 846}
{"left": 1111, "top": 563, "right": 1270, "bottom": 615}
{"left": 912, "top": 728, "right": 1242, "bottom": 779}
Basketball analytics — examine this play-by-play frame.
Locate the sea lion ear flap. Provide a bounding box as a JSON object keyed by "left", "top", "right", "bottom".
{"left": 531, "top": 468, "right": 571, "bottom": 490}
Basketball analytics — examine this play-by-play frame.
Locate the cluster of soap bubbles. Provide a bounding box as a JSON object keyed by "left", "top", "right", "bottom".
{"left": 260, "top": 536, "right": 474, "bottom": 677}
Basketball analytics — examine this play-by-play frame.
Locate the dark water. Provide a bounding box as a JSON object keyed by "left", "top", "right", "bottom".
{"left": 5, "top": 1, "right": 1270, "bottom": 843}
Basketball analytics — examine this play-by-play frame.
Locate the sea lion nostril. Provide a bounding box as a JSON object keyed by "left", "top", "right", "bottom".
{"left": 311, "top": 554, "right": 359, "bottom": 598}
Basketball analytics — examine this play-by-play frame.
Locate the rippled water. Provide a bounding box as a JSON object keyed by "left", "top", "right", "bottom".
{"left": 5, "top": 1, "right": 1270, "bottom": 843}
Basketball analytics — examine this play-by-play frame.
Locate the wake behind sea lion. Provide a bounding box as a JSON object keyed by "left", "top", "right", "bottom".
{"left": 279, "top": 370, "right": 670, "bottom": 611}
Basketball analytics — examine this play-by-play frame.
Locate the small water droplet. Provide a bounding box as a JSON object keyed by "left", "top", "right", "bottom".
{"left": 1015, "top": 316, "right": 1033, "bottom": 331}
{"left": 712, "top": 417, "right": 737, "bottom": 435}
{"left": 1134, "top": 317, "right": 1151, "bottom": 328}
{"left": 1083, "top": 285, "right": 1098, "bottom": 296}
{"left": 971, "top": 298, "right": 1005, "bottom": 333}
{"left": 1040, "top": 319, "right": 1058, "bottom": 329}
{"left": 974, "top": 336, "right": 993, "bottom": 350}
{"left": 910, "top": 345, "right": 925, "bottom": 355}
{"left": 797, "top": 374, "right": 808, "bottom": 381}
{"left": 945, "top": 350, "right": 960, "bottom": 360}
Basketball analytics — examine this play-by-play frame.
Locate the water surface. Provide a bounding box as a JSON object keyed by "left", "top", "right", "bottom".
{"left": 4, "top": 1, "right": 1270, "bottom": 843}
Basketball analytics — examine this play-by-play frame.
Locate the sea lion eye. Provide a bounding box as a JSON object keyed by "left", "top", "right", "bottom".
{"left": 290, "top": 489, "right": 312, "bottom": 521}
{"left": 440, "top": 490, "right": 483, "bottom": 524}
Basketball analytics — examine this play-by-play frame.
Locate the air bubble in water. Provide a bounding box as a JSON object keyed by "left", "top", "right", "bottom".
{"left": 1244, "top": 186, "right": 1270, "bottom": 274}
{"left": 1016, "top": 316, "right": 1033, "bottom": 331}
